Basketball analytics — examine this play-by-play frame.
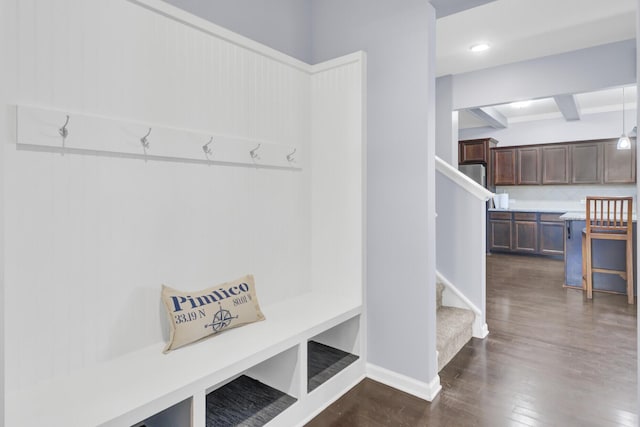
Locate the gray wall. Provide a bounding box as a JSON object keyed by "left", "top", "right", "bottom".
{"left": 452, "top": 39, "right": 637, "bottom": 111}
{"left": 312, "top": 0, "right": 438, "bottom": 384}
{"left": 0, "top": 0, "right": 16, "bottom": 423}
{"left": 164, "top": 0, "right": 312, "bottom": 63}
{"left": 636, "top": 0, "right": 640, "bottom": 418}
{"left": 436, "top": 75, "right": 457, "bottom": 164}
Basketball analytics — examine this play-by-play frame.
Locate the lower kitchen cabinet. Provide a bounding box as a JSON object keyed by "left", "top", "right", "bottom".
{"left": 489, "top": 212, "right": 511, "bottom": 251}
{"left": 489, "top": 211, "right": 565, "bottom": 258}
{"left": 513, "top": 212, "right": 538, "bottom": 253}
{"left": 539, "top": 213, "right": 565, "bottom": 256}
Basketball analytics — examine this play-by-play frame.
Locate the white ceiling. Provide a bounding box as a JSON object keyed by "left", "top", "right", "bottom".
{"left": 438, "top": 0, "right": 638, "bottom": 130}
{"left": 436, "top": 0, "right": 637, "bottom": 77}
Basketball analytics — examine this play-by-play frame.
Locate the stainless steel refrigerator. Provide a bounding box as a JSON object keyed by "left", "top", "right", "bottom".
{"left": 459, "top": 159, "right": 493, "bottom": 254}
{"left": 458, "top": 164, "right": 487, "bottom": 188}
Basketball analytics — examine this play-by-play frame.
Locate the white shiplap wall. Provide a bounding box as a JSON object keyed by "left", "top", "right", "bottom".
{"left": 310, "top": 58, "right": 365, "bottom": 300}
{"left": 6, "top": 0, "right": 312, "bottom": 392}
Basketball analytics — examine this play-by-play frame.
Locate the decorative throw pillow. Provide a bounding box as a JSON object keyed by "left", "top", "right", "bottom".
{"left": 161, "top": 274, "right": 265, "bottom": 353}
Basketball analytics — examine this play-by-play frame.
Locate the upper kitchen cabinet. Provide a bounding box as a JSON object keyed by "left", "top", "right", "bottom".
{"left": 542, "top": 145, "right": 569, "bottom": 184}
{"left": 492, "top": 148, "right": 516, "bottom": 185}
{"left": 517, "top": 147, "right": 541, "bottom": 185}
{"left": 570, "top": 142, "right": 602, "bottom": 184}
{"left": 459, "top": 138, "right": 498, "bottom": 165}
{"left": 491, "top": 138, "right": 636, "bottom": 186}
{"left": 603, "top": 138, "right": 636, "bottom": 184}
{"left": 492, "top": 146, "right": 541, "bottom": 186}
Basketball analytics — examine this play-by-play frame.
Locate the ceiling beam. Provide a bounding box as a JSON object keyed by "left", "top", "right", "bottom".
{"left": 553, "top": 94, "right": 581, "bottom": 121}
{"left": 466, "top": 106, "right": 508, "bottom": 129}
{"left": 429, "top": 0, "right": 497, "bottom": 18}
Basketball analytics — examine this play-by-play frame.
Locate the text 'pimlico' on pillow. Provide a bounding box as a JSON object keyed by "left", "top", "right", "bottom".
{"left": 161, "top": 274, "right": 265, "bottom": 353}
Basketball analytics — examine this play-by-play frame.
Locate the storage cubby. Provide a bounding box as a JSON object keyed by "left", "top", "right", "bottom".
{"left": 132, "top": 398, "right": 191, "bottom": 427}
{"left": 307, "top": 315, "right": 361, "bottom": 392}
{"left": 205, "top": 346, "right": 299, "bottom": 426}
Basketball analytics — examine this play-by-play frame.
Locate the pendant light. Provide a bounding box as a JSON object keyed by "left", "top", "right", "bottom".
{"left": 617, "top": 87, "right": 631, "bottom": 150}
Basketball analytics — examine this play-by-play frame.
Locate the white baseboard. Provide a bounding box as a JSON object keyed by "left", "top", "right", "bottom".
{"left": 366, "top": 363, "right": 442, "bottom": 402}
{"left": 473, "top": 321, "right": 489, "bottom": 339}
{"left": 295, "top": 373, "right": 366, "bottom": 427}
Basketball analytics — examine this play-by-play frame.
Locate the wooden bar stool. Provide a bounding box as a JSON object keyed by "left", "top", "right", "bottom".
{"left": 582, "top": 196, "right": 634, "bottom": 304}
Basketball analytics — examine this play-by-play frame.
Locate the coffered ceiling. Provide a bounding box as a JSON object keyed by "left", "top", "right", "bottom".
{"left": 459, "top": 85, "right": 638, "bottom": 130}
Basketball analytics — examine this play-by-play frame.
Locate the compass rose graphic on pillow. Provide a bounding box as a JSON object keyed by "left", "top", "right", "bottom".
{"left": 204, "top": 302, "right": 239, "bottom": 332}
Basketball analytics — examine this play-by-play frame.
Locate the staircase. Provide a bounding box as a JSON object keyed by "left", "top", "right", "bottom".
{"left": 436, "top": 280, "right": 475, "bottom": 371}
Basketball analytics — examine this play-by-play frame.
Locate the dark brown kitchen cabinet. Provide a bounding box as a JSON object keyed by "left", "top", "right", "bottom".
{"left": 542, "top": 145, "right": 569, "bottom": 184}
{"left": 489, "top": 212, "right": 512, "bottom": 251}
{"left": 492, "top": 148, "right": 516, "bottom": 186}
{"left": 570, "top": 142, "right": 602, "bottom": 184}
{"left": 516, "top": 147, "right": 541, "bottom": 185}
{"left": 513, "top": 212, "right": 538, "bottom": 253}
{"left": 459, "top": 138, "right": 498, "bottom": 165}
{"left": 603, "top": 139, "right": 636, "bottom": 183}
{"left": 491, "top": 138, "right": 636, "bottom": 186}
{"left": 488, "top": 211, "right": 565, "bottom": 257}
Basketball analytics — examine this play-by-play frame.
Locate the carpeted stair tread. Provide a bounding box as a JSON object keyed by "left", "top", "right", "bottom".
{"left": 437, "top": 306, "right": 474, "bottom": 371}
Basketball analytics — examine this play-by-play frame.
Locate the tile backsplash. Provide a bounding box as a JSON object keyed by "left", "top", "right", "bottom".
{"left": 495, "top": 185, "right": 637, "bottom": 211}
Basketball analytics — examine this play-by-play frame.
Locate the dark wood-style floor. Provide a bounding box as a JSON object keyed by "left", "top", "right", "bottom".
{"left": 307, "top": 254, "right": 637, "bottom": 426}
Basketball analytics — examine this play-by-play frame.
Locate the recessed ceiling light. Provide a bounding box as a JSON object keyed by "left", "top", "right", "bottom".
{"left": 510, "top": 100, "right": 532, "bottom": 109}
{"left": 469, "top": 43, "right": 490, "bottom": 52}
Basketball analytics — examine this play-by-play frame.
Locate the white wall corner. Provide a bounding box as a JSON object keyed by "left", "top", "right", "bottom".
{"left": 366, "top": 363, "right": 442, "bottom": 402}
{"left": 437, "top": 271, "right": 482, "bottom": 316}
{"left": 441, "top": 286, "right": 472, "bottom": 311}
{"left": 437, "top": 270, "right": 488, "bottom": 339}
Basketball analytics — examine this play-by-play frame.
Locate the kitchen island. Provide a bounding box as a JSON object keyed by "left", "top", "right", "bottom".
{"left": 561, "top": 212, "right": 637, "bottom": 295}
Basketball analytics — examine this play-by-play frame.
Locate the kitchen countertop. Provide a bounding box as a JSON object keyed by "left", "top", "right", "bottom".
{"left": 560, "top": 211, "right": 638, "bottom": 221}
{"left": 559, "top": 211, "right": 588, "bottom": 220}
{"left": 488, "top": 199, "right": 583, "bottom": 213}
{"left": 488, "top": 200, "right": 638, "bottom": 219}
{"left": 489, "top": 207, "right": 570, "bottom": 213}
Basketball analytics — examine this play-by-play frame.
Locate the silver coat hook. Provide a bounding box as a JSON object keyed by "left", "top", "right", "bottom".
{"left": 286, "top": 148, "right": 297, "bottom": 163}
{"left": 140, "top": 128, "right": 151, "bottom": 149}
{"left": 203, "top": 137, "right": 213, "bottom": 156}
{"left": 58, "top": 115, "right": 70, "bottom": 140}
{"left": 250, "top": 143, "right": 261, "bottom": 160}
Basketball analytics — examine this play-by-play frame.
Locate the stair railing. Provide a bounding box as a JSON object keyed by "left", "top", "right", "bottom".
{"left": 435, "top": 156, "right": 493, "bottom": 200}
